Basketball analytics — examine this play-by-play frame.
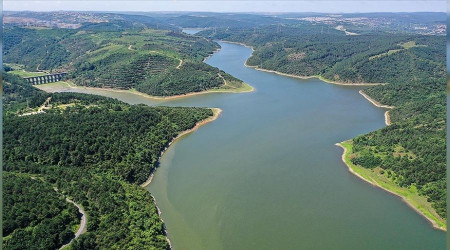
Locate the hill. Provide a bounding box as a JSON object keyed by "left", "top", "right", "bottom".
{"left": 3, "top": 72, "right": 216, "bottom": 248}
{"left": 4, "top": 15, "right": 250, "bottom": 97}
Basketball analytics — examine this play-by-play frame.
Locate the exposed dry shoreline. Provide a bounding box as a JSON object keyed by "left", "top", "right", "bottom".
{"left": 359, "top": 90, "right": 394, "bottom": 109}
{"left": 359, "top": 90, "right": 394, "bottom": 126}
{"left": 42, "top": 81, "right": 253, "bottom": 100}
{"left": 245, "top": 63, "right": 384, "bottom": 86}
{"left": 150, "top": 193, "right": 173, "bottom": 249}
{"left": 336, "top": 142, "right": 446, "bottom": 231}
{"left": 384, "top": 111, "right": 391, "bottom": 126}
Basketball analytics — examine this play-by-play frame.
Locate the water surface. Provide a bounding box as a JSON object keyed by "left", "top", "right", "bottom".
{"left": 44, "top": 41, "right": 445, "bottom": 249}
{"left": 182, "top": 28, "right": 205, "bottom": 35}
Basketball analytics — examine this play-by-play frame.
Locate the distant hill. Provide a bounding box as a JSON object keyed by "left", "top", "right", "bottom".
{"left": 4, "top": 13, "right": 248, "bottom": 96}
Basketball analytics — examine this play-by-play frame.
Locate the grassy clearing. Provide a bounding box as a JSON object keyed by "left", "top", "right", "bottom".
{"left": 6, "top": 63, "right": 50, "bottom": 76}
{"left": 369, "top": 49, "right": 403, "bottom": 60}
{"left": 55, "top": 103, "right": 76, "bottom": 110}
{"left": 211, "top": 81, "right": 254, "bottom": 93}
{"left": 369, "top": 41, "right": 427, "bottom": 60}
{"left": 86, "top": 44, "right": 128, "bottom": 62}
{"left": 4, "top": 63, "right": 25, "bottom": 71}
{"left": 400, "top": 41, "right": 427, "bottom": 49}
{"left": 34, "top": 81, "right": 72, "bottom": 91}
{"left": 215, "top": 73, "right": 254, "bottom": 93}
{"left": 36, "top": 79, "right": 254, "bottom": 99}
{"left": 9, "top": 70, "right": 47, "bottom": 77}
{"left": 338, "top": 140, "right": 446, "bottom": 230}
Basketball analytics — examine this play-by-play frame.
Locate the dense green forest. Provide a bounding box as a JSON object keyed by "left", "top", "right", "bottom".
{"left": 4, "top": 18, "right": 245, "bottom": 96}
{"left": 3, "top": 172, "right": 80, "bottom": 250}
{"left": 200, "top": 28, "right": 444, "bottom": 84}
{"left": 135, "top": 61, "right": 226, "bottom": 96}
{"left": 199, "top": 22, "right": 446, "bottom": 219}
{"left": 3, "top": 72, "right": 215, "bottom": 249}
{"left": 4, "top": 95, "right": 213, "bottom": 184}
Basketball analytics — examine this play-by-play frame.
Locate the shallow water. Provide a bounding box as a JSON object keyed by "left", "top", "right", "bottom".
{"left": 43, "top": 39, "right": 445, "bottom": 249}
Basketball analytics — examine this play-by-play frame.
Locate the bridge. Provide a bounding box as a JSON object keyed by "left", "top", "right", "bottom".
{"left": 24, "top": 72, "right": 68, "bottom": 85}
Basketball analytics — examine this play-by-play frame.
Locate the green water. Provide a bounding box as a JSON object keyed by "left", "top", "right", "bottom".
{"left": 44, "top": 41, "right": 445, "bottom": 249}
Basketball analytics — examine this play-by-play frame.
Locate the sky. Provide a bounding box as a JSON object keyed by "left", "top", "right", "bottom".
{"left": 4, "top": 1, "right": 446, "bottom": 13}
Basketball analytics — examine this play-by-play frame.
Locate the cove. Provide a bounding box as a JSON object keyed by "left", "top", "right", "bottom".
{"left": 40, "top": 41, "right": 445, "bottom": 249}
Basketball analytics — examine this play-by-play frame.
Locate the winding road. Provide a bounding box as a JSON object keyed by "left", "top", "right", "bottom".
{"left": 53, "top": 187, "right": 87, "bottom": 250}
{"left": 176, "top": 58, "right": 183, "bottom": 69}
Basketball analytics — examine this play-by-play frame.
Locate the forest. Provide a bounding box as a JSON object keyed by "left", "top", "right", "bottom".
{"left": 3, "top": 72, "right": 214, "bottom": 249}
{"left": 353, "top": 81, "right": 446, "bottom": 218}
{"left": 200, "top": 28, "right": 444, "bottom": 84}
{"left": 135, "top": 62, "right": 226, "bottom": 96}
{"left": 3, "top": 172, "right": 80, "bottom": 250}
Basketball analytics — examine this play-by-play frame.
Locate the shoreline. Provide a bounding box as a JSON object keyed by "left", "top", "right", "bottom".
{"left": 219, "top": 40, "right": 384, "bottom": 86}
{"left": 230, "top": 39, "right": 446, "bottom": 231}
{"left": 220, "top": 40, "right": 255, "bottom": 51}
{"left": 245, "top": 62, "right": 384, "bottom": 86}
{"left": 359, "top": 90, "right": 394, "bottom": 109}
{"left": 220, "top": 40, "right": 392, "bottom": 128}
{"left": 221, "top": 41, "right": 393, "bottom": 127}
{"left": 38, "top": 79, "right": 253, "bottom": 100}
{"left": 384, "top": 110, "right": 391, "bottom": 126}
{"left": 140, "top": 108, "right": 222, "bottom": 188}
{"left": 336, "top": 141, "right": 446, "bottom": 231}
{"left": 203, "top": 47, "right": 222, "bottom": 62}
{"left": 150, "top": 193, "right": 173, "bottom": 250}
{"left": 358, "top": 90, "right": 394, "bottom": 126}
{"left": 140, "top": 108, "right": 222, "bottom": 249}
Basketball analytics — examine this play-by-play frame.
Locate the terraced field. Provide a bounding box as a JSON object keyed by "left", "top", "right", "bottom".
{"left": 4, "top": 23, "right": 248, "bottom": 96}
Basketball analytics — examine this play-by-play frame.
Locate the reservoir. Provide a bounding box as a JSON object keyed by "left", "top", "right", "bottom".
{"left": 41, "top": 40, "right": 445, "bottom": 249}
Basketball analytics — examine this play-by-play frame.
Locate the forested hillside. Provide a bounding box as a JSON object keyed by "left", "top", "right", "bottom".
{"left": 3, "top": 72, "right": 49, "bottom": 114}
{"left": 352, "top": 74, "right": 446, "bottom": 219}
{"left": 4, "top": 16, "right": 248, "bottom": 97}
{"left": 198, "top": 18, "right": 446, "bottom": 222}
{"left": 3, "top": 172, "right": 80, "bottom": 250}
{"left": 3, "top": 72, "right": 215, "bottom": 249}
{"left": 200, "top": 28, "right": 444, "bottom": 84}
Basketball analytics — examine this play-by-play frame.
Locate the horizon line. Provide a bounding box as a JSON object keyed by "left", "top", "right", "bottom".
{"left": 3, "top": 10, "right": 447, "bottom": 13}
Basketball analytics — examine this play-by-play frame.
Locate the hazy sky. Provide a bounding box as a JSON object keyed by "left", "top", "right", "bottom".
{"left": 4, "top": 1, "right": 446, "bottom": 13}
